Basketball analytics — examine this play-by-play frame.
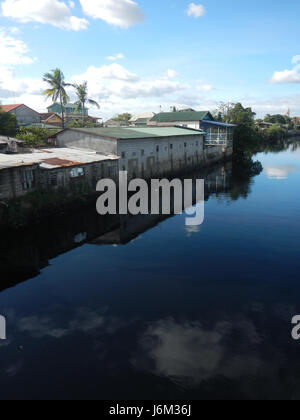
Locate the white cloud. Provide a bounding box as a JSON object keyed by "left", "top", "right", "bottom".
{"left": 74, "top": 63, "right": 139, "bottom": 82}
{"left": 106, "top": 53, "right": 125, "bottom": 61}
{"left": 79, "top": 0, "right": 144, "bottom": 28}
{"left": 292, "top": 55, "right": 300, "bottom": 65}
{"left": 167, "top": 69, "right": 178, "bottom": 79}
{"left": 0, "top": 28, "right": 45, "bottom": 105}
{"left": 270, "top": 69, "right": 300, "bottom": 84}
{"left": 197, "top": 84, "right": 213, "bottom": 92}
{"left": 0, "top": 28, "right": 35, "bottom": 66}
{"left": 187, "top": 3, "right": 206, "bottom": 18}
{"left": 270, "top": 56, "right": 300, "bottom": 84}
{"left": 72, "top": 64, "right": 186, "bottom": 99}
{"left": 1, "top": 0, "right": 89, "bottom": 31}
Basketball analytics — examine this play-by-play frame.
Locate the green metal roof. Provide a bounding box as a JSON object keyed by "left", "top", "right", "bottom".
{"left": 69, "top": 126, "right": 204, "bottom": 140}
{"left": 150, "top": 111, "right": 212, "bottom": 122}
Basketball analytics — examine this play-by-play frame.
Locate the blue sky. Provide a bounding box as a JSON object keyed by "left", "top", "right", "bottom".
{"left": 0, "top": 0, "right": 300, "bottom": 119}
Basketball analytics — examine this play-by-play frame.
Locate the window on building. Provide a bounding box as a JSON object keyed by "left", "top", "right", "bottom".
{"left": 141, "top": 150, "right": 145, "bottom": 156}
{"left": 70, "top": 168, "right": 84, "bottom": 178}
{"left": 184, "top": 143, "right": 187, "bottom": 148}
{"left": 196, "top": 141, "right": 198, "bottom": 146}
{"left": 170, "top": 144, "right": 173, "bottom": 150}
{"left": 156, "top": 146, "right": 159, "bottom": 153}
{"left": 121, "top": 152, "right": 126, "bottom": 159}
{"left": 21, "top": 169, "right": 36, "bottom": 191}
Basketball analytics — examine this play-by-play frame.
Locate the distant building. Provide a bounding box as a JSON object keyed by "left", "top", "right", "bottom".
{"left": 0, "top": 104, "right": 41, "bottom": 126}
{"left": 149, "top": 110, "right": 235, "bottom": 146}
{"left": 47, "top": 103, "right": 99, "bottom": 125}
{"left": 40, "top": 113, "right": 63, "bottom": 127}
{"left": 0, "top": 136, "right": 25, "bottom": 154}
{"left": 129, "top": 112, "right": 156, "bottom": 127}
{"left": 104, "top": 119, "right": 129, "bottom": 128}
{"left": 257, "top": 121, "right": 274, "bottom": 130}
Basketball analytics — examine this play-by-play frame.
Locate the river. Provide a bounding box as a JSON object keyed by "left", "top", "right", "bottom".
{"left": 0, "top": 139, "right": 300, "bottom": 400}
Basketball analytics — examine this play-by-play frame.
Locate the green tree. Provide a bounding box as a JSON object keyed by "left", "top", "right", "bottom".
{"left": 68, "top": 119, "right": 98, "bottom": 129}
{"left": 43, "top": 68, "right": 71, "bottom": 129}
{"left": 113, "top": 113, "right": 132, "bottom": 123}
{"left": 222, "top": 103, "right": 262, "bottom": 161}
{"left": 72, "top": 81, "right": 100, "bottom": 127}
{"left": 16, "top": 126, "right": 58, "bottom": 147}
{"left": 265, "top": 124, "right": 286, "bottom": 142}
{"left": 264, "top": 114, "right": 287, "bottom": 125}
{"left": 0, "top": 107, "right": 17, "bottom": 136}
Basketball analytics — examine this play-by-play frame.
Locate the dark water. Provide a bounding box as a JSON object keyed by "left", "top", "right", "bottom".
{"left": 1, "top": 140, "right": 300, "bottom": 400}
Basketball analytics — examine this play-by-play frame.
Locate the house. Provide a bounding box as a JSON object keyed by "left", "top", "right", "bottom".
{"left": 40, "top": 113, "right": 63, "bottom": 128}
{"left": 129, "top": 112, "right": 156, "bottom": 127}
{"left": 149, "top": 110, "right": 235, "bottom": 146}
{"left": 47, "top": 103, "right": 99, "bottom": 125}
{"left": 0, "top": 104, "right": 41, "bottom": 126}
{"left": 0, "top": 136, "right": 25, "bottom": 154}
{"left": 48, "top": 126, "right": 231, "bottom": 179}
{"left": 0, "top": 148, "right": 119, "bottom": 200}
{"left": 104, "top": 119, "right": 129, "bottom": 128}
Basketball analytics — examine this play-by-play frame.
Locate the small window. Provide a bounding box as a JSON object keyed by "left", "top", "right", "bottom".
{"left": 156, "top": 146, "right": 159, "bottom": 153}
{"left": 21, "top": 170, "right": 35, "bottom": 191}
{"left": 184, "top": 143, "right": 187, "bottom": 148}
{"left": 70, "top": 167, "right": 84, "bottom": 178}
{"left": 121, "top": 152, "right": 126, "bottom": 159}
{"left": 196, "top": 141, "right": 198, "bottom": 146}
{"left": 170, "top": 144, "right": 173, "bottom": 150}
{"left": 141, "top": 150, "right": 145, "bottom": 156}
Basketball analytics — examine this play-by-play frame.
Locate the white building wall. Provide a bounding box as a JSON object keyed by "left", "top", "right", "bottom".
{"left": 149, "top": 121, "right": 201, "bottom": 130}
{"left": 117, "top": 134, "right": 204, "bottom": 178}
{"left": 54, "top": 130, "right": 118, "bottom": 155}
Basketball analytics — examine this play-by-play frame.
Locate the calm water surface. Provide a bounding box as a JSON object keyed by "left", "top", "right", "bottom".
{"left": 1, "top": 141, "right": 300, "bottom": 400}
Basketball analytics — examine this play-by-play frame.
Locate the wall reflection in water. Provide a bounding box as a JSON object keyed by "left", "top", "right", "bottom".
{"left": 0, "top": 161, "right": 243, "bottom": 292}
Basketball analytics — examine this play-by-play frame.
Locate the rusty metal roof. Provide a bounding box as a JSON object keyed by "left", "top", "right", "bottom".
{"left": 0, "top": 148, "right": 119, "bottom": 171}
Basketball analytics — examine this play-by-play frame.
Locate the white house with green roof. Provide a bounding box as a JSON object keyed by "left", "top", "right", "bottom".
{"left": 51, "top": 126, "right": 218, "bottom": 178}
{"left": 50, "top": 126, "right": 233, "bottom": 179}
{"left": 149, "top": 111, "right": 235, "bottom": 147}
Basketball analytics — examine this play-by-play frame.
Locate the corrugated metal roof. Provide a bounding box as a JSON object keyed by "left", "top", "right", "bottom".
{"left": 0, "top": 104, "right": 23, "bottom": 112}
{"left": 66, "top": 126, "right": 204, "bottom": 140}
{"left": 129, "top": 112, "right": 155, "bottom": 122}
{"left": 0, "top": 104, "right": 40, "bottom": 115}
{"left": 0, "top": 135, "right": 24, "bottom": 144}
{"left": 0, "top": 148, "right": 119, "bottom": 170}
{"left": 150, "top": 111, "right": 211, "bottom": 123}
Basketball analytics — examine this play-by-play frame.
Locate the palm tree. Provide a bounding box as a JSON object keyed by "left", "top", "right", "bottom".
{"left": 73, "top": 81, "right": 100, "bottom": 127}
{"left": 43, "top": 68, "right": 71, "bottom": 129}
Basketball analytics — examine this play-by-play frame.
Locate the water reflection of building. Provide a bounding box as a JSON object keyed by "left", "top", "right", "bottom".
{"left": 91, "top": 164, "right": 231, "bottom": 246}
{"left": 0, "top": 163, "right": 231, "bottom": 291}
